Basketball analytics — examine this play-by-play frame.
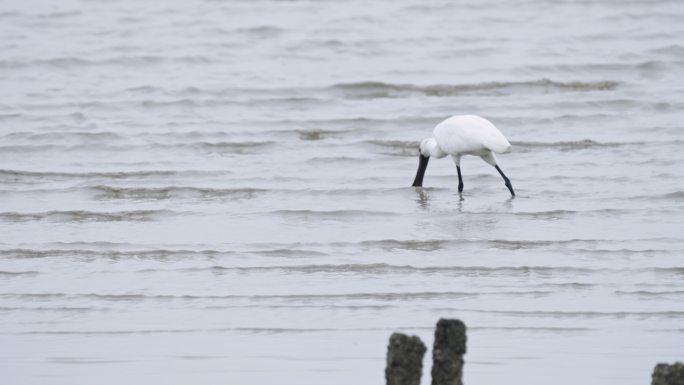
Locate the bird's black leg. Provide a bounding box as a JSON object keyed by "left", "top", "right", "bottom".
{"left": 495, "top": 165, "right": 515, "bottom": 196}
{"left": 457, "top": 166, "right": 464, "bottom": 193}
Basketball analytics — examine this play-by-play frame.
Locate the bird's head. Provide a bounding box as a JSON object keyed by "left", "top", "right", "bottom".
{"left": 419, "top": 138, "right": 432, "bottom": 157}
{"left": 419, "top": 137, "right": 446, "bottom": 158}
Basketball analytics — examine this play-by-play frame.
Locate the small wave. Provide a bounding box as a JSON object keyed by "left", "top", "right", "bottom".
{"left": 452, "top": 309, "right": 684, "bottom": 319}
{"left": 306, "top": 156, "right": 371, "bottom": 164}
{"left": 125, "top": 85, "right": 164, "bottom": 94}
{"left": 297, "top": 129, "right": 350, "bottom": 141}
{"left": 0, "top": 144, "right": 116, "bottom": 153}
{"left": 512, "top": 139, "right": 634, "bottom": 152}
{"left": 20, "top": 290, "right": 549, "bottom": 302}
{"left": 258, "top": 290, "right": 552, "bottom": 300}
{"left": 646, "top": 328, "right": 684, "bottom": 333}
{"left": 615, "top": 290, "right": 684, "bottom": 296}
{"left": 0, "top": 131, "right": 122, "bottom": 142}
{"left": 402, "top": 4, "right": 454, "bottom": 12}
{"left": 0, "top": 306, "right": 102, "bottom": 312}
{"left": 0, "top": 169, "right": 175, "bottom": 179}
{"left": 0, "top": 210, "right": 176, "bottom": 223}
{"left": 0, "top": 270, "right": 39, "bottom": 277}
{"left": 2, "top": 293, "right": 206, "bottom": 301}
{"left": 46, "top": 357, "right": 130, "bottom": 364}
{"left": 140, "top": 99, "right": 199, "bottom": 108}
{"left": 509, "top": 208, "right": 628, "bottom": 220}
{"left": 0, "top": 113, "right": 23, "bottom": 121}
{"left": 353, "top": 238, "right": 578, "bottom": 251}
{"left": 346, "top": 238, "right": 683, "bottom": 253}
{"left": 271, "top": 209, "right": 397, "bottom": 219}
{"left": 365, "top": 140, "right": 419, "bottom": 149}
{"left": 0, "top": 293, "right": 70, "bottom": 299}
{"left": 154, "top": 130, "right": 233, "bottom": 140}
{"left": 642, "top": 191, "right": 684, "bottom": 202}
{"left": 0, "top": 248, "right": 231, "bottom": 259}
{"left": 469, "top": 326, "right": 594, "bottom": 333}
{"left": 0, "top": 55, "right": 212, "bottom": 70}
{"left": 0, "top": 169, "right": 225, "bottom": 182}
{"left": 486, "top": 239, "right": 565, "bottom": 250}
{"left": 661, "top": 191, "right": 684, "bottom": 200}
{"left": 0, "top": 10, "right": 81, "bottom": 21}
{"left": 514, "top": 210, "right": 578, "bottom": 219}
{"left": 647, "top": 44, "right": 684, "bottom": 57}
{"left": 357, "top": 239, "right": 449, "bottom": 251}
{"left": 564, "top": 248, "right": 676, "bottom": 258}
{"left": 235, "top": 25, "right": 285, "bottom": 36}
{"left": 653, "top": 267, "right": 684, "bottom": 275}
{"left": 329, "top": 79, "right": 619, "bottom": 99}
{"left": 173, "top": 263, "right": 614, "bottom": 277}
{"left": 0, "top": 11, "right": 20, "bottom": 20}
{"left": 364, "top": 139, "right": 420, "bottom": 156}
{"left": 522, "top": 61, "right": 674, "bottom": 75}
{"left": 92, "top": 186, "right": 265, "bottom": 200}
{"left": 252, "top": 249, "right": 328, "bottom": 257}
{"left": 190, "top": 141, "right": 274, "bottom": 154}
{"left": 0, "top": 247, "right": 330, "bottom": 260}
{"left": 138, "top": 95, "right": 322, "bottom": 109}
{"left": 0, "top": 57, "right": 150, "bottom": 70}
{"left": 37, "top": 10, "right": 82, "bottom": 19}
{"left": 12, "top": 326, "right": 353, "bottom": 336}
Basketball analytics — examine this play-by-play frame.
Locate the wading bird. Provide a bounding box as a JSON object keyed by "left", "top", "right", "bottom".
{"left": 412, "top": 115, "right": 515, "bottom": 196}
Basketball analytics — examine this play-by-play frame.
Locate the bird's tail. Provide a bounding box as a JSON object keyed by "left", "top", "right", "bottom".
{"left": 490, "top": 142, "right": 512, "bottom": 154}
{"left": 484, "top": 131, "right": 512, "bottom": 154}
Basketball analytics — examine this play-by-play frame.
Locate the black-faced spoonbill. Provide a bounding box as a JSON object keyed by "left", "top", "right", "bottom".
{"left": 412, "top": 115, "right": 515, "bottom": 196}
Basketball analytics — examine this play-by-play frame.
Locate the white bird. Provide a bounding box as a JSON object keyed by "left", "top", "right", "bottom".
{"left": 412, "top": 115, "right": 515, "bottom": 196}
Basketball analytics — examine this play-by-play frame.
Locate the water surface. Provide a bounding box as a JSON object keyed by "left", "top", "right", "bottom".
{"left": 2, "top": 0, "right": 684, "bottom": 384}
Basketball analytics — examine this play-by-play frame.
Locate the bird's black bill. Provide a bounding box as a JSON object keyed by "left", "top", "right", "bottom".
{"left": 412, "top": 154, "right": 429, "bottom": 187}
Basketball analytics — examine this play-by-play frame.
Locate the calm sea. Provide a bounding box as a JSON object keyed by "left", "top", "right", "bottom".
{"left": 2, "top": 0, "right": 683, "bottom": 384}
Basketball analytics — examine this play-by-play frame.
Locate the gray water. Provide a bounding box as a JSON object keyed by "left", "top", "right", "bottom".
{"left": 2, "top": 0, "right": 684, "bottom": 384}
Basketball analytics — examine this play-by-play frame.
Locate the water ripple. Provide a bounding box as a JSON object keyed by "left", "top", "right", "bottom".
{"left": 0, "top": 210, "right": 177, "bottom": 223}
{"left": 329, "top": 79, "right": 620, "bottom": 99}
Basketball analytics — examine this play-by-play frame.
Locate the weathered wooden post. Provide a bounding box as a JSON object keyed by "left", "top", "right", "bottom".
{"left": 431, "top": 319, "right": 467, "bottom": 385}
{"left": 385, "top": 332, "right": 427, "bottom": 385}
{"left": 652, "top": 362, "right": 684, "bottom": 385}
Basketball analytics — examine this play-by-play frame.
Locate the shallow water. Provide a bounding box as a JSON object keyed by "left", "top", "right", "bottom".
{"left": 1, "top": 0, "right": 684, "bottom": 384}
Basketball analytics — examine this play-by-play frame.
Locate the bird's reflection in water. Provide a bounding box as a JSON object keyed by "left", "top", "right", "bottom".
{"left": 414, "top": 187, "right": 431, "bottom": 209}
{"left": 455, "top": 192, "right": 465, "bottom": 212}
{"left": 414, "top": 187, "right": 468, "bottom": 211}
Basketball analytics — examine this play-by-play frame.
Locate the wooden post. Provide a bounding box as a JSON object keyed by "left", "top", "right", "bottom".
{"left": 431, "top": 319, "right": 467, "bottom": 385}
{"left": 652, "top": 362, "right": 684, "bottom": 385}
{"left": 385, "top": 332, "right": 427, "bottom": 385}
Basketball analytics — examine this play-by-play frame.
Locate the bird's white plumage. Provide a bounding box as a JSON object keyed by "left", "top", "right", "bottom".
{"left": 413, "top": 115, "right": 515, "bottom": 196}
{"left": 414, "top": 115, "right": 515, "bottom": 195}
{"left": 433, "top": 115, "right": 511, "bottom": 156}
